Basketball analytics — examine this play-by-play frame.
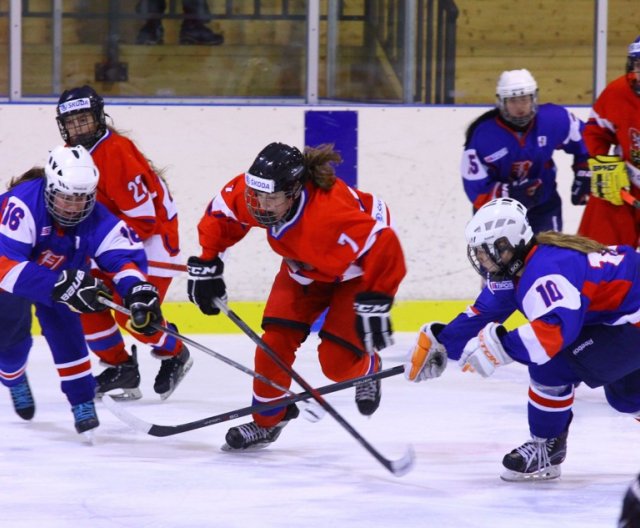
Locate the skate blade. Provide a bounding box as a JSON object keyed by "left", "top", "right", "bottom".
{"left": 220, "top": 441, "right": 271, "bottom": 452}
{"left": 96, "top": 387, "right": 143, "bottom": 402}
{"left": 500, "top": 465, "right": 561, "bottom": 482}
{"left": 158, "top": 357, "right": 194, "bottom": 401}
{"left": 80, "top": 429, "right": 96, "bottom": 445}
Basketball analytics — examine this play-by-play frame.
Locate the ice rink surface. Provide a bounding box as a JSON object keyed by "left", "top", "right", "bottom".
{"left": 0, "top": 333, "right": 636, "bottom": 528}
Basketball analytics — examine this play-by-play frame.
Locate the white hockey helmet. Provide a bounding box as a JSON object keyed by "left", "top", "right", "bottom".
{"left": 496, "top": 69, "right": 539, "bottom": 127}
{"left": 44, "top": 145, "right": 99, "bottom": 227}
{"left": 465, "top": 197, "right": 534, "bottom": 279}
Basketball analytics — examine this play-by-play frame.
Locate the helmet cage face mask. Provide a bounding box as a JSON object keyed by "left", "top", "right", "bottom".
{"left": 467, "top": 237, "right": 526, "bottom": 280}
{"left": 244, "top": 173, "right": 302, "bottom": 227}
{"left": 56, "top": 86, "right": 106, "bottom": 149}
{"left": 496, "top": 69, "right": 539, "bottom": 127}
{"left": 44, "top": 146, "right": 99, "bottom": 227}
{"left": 465, "top": 197, "right": 534, "bottom": 281}
{"left": 243, "top": 142, "right": 305, "bottom": 227}
{"left": 626, "top": 37, "right": 640, "bottom": 96}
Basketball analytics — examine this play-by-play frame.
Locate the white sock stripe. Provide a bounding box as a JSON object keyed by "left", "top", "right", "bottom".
{"left": 529, "top": 383, "right": 574, "bottom": 402}
{"left": 85, "top": 323, "right": 120, "bottom": 341}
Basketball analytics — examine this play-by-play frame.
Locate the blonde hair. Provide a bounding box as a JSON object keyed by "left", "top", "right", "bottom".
{"left": 535, "top": 231, "right": 610, "bottom": 254}
{"left": 303, "top": 143, "right": 342, "bottom": 190}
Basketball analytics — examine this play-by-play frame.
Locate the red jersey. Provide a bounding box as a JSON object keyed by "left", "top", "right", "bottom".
{"left": 89, "top": 129, "right": 181, "bottom": 277}
{"left": 197, "top": 175, "right": 406, "bottom": 297}
{"left": 578, "top": 76, "right": 640, "bottom": 246}
{"left": 584, "top": 75, "right": 640, "bottom": 170}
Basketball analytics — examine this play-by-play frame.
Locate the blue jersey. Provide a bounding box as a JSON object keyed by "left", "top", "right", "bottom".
{"left": 0, "top": 177, "right": 148, "bottom": 306}
{"left": 461, "top": 104, "right": 589, "bottom": 211}
{"left": 439, "top": 244, "right": 640, "bottom": 366}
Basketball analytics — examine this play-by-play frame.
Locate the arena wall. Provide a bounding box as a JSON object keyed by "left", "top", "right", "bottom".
{"left": 0, "top": 103, "right": 591, "bottom": 329}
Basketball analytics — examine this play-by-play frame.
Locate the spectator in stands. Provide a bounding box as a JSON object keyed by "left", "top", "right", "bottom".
{"left": 136, "top": 0, "right": 223, "bottom": 45}
{"left": 461, "top": 69, "right": 590, "bottom": 234}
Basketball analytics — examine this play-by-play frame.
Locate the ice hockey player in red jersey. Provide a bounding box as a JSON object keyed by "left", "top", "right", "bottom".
{"left": 187, "top": 142, "right": 406, "bottom": 450}
{"left": 578, "top": 35, "right": 640, "bottom": 246}
{"left": 56, "top": 85, "right": 191, "bottom": 401}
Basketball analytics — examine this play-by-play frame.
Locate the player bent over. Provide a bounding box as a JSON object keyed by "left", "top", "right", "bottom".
{"left": 188, "top": 142, "right": 406, "bottom": 450}
{"left": 405, "top": 197, "right": 640, "bottom": 481}
{"left": 0, "top": 145, "right": 161, "bottom": 435}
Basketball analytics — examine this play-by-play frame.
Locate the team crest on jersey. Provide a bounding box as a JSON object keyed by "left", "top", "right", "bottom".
{"left": 37, "top": 249, "right": 66, "bottom": 270}
{"left": 629, "top": 128, "right": 640, "bottom": 166}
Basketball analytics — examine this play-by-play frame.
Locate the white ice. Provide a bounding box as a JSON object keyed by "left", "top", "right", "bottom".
{"left": 0, "top": 333, "right": 636, "bottom": 528}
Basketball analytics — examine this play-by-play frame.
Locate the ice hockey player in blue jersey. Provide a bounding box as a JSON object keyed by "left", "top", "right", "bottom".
{"left": 0, "top": 145, "right": 162, "bottom": 436}
{"left": 405, "top": 197, "right": 640, "bottom": 481}
{"left": 461, "top": 69, "right": 590, "bottom": 233}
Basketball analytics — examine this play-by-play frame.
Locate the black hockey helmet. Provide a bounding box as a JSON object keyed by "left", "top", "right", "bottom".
{"left": 247, "top": 142, "right": 305, "bottom": 192}
{"left": 56, "top": 85, "right": 106, "bottom": 149}
{"left": 244, "top": 142, "right": 306, "bottom": 226}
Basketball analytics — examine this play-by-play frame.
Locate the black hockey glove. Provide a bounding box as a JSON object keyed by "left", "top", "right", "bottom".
{"left": 124, "top": 282, "right": 162, "bottom": 336}
{"left": 52, "top": 269, "right": 111, "bottom": 313}
{"left": 187, "top": 256, "right": 227, "bottom": 315}
{"left": 503, "top": 178, "right": 543, "bottom": 206}
{"left": 354, "top": 292, "right": 394, "bottom": 354}
{"left": 570, "top": 162, "right": 591, "bottom": 205}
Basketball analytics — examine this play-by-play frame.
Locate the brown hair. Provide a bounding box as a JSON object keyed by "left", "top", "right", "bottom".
{"left": 535, "top": 231, "right": 610, "bottom": 254}
{"left": 8, "top": 167, "right": 45, "bottom": 190}
{"left": 303, "top": 143, "right": 342, "bottom": 190}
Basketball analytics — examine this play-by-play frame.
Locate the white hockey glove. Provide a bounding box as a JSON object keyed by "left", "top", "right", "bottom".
{"left": 404, "top": 322, "right": 448, "bottom": 382}
{"left": 458, "top": 322, "right": 513, "bottom": 378}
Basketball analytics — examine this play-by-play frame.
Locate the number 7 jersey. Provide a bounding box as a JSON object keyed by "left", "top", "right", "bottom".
{"left": 196, "top": 174, "right": 406, "bottom": 297}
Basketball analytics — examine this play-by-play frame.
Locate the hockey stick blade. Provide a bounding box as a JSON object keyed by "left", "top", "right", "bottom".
{"left": 389, "top": 445, "right": 416, "bottom": 477}
{"left": 102, "top": 365, "right": 404, "bottom": 437}
{"left": 103, "top": 395, "right": 152, "bottom": 434}
{"left": 213, "top": 298, "right": 414, "bottom": 477}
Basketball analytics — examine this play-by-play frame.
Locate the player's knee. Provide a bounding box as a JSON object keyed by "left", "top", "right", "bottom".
{"left": 256, "top": 325, "right": 305, "bottom": 364}
{"left": 317, "top": 337, "right": 363, "bottom": 380}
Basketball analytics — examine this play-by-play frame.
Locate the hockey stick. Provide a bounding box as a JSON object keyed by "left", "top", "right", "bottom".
{"left": 213, "top": 298, "right": 414, "bottom": 477}
{"left": 103, "top": 365, "right": 405, "bottom": 437}
{"left": 621, "top": 188, "right": 640, "bottom": 209}
{"left": 97, "top": 296, "right": 296, "bottom": 398}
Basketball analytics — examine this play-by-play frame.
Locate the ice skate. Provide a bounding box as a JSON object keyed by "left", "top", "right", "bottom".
{"left": 222, "top": 404, "right": 299, "bottom": 451}
{"left": 501, "top": 429, "right": 568, "bottom": 481}
{"left": 95, "top": 346, "right": 142, "bottom": 401}
{"left": 72, "top": 400, "right": 99, "bottom": 443}
{"left": 9, "top": 376, "right": 35, "bottom": 420}
{"left": 153, "top": 346, "right": 193, "bottom": 400}
{"left": 355, "top": 354, "right": 382, "bottom": 416}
